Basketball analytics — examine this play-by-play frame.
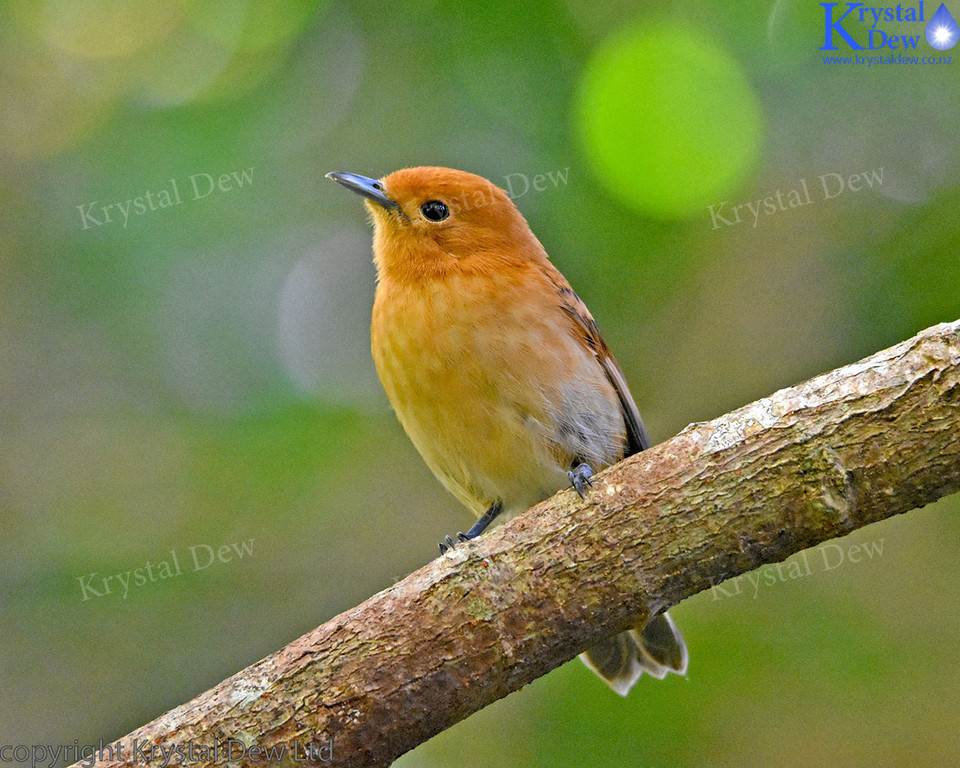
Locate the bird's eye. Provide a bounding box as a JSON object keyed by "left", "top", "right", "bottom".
{"left": 420, "top": 200, "right": 450, "bottom": 222}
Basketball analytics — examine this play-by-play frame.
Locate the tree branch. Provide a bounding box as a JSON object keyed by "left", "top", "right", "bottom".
{"left": 81, "top": 320, "right": 960, "bottom": 768}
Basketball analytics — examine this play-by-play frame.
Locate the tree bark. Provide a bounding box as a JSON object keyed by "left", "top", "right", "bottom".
{"left": 79, "top": 320, "right": 960, "bottom": 768}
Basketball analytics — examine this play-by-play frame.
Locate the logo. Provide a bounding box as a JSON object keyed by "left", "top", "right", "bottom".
{"left": 927, "top": 2, "right": 960, "bottom": 47}
{"left": 819, "top": 2, "right": 959, "bottom": 51}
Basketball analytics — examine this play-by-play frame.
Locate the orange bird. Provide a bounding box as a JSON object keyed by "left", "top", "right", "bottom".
{"left": 327, "top": 166, "right": 687, "bottom": 695}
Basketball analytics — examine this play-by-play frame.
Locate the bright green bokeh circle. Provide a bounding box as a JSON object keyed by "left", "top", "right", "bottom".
{"left": 576, "top": 22, "right": 763, "bottom": 219}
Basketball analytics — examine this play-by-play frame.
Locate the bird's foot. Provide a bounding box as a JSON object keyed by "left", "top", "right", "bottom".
{"left": 437, "top": 501, "right": 503, "bottom": 556}
{"left": 438, "top": 531, "right": 472, "bottom": 555}
{"left": 568, "top": 462, "right": 594, "bottom": 498}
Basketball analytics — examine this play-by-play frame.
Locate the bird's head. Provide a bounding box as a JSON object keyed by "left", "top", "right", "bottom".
{"left": 326, "top": 166, "right": 546, "bottom": 283}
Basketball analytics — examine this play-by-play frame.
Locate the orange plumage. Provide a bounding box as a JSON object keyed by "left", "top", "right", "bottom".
{"left": 328, "top": 166, "right": 687, "bottom": 695}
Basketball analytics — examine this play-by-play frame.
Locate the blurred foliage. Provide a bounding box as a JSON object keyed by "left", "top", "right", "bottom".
{"left": 576, "top": 20, "right": 764, "bottom": 218}
{"left": 1, "top": 0, "right": 959, "bottom": 766}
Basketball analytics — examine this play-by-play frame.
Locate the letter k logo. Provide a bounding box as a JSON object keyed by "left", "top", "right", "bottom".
{"left": 820, "top": 2, "right": 865, "bottom": 49}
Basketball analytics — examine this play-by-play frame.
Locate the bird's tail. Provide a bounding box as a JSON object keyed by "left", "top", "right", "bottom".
{"left": 579, "top": 611, "right": 688, "bottom": 696}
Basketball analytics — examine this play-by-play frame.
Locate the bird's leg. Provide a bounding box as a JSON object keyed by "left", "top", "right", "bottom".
{"left": 568, "top": 462, "right": 594, "bottom": 498}
{"left": 438, "top": 501, "right": 503, "bottom": 554}
{"left": 461, "top": 501, "right": 503, "bottom": 539}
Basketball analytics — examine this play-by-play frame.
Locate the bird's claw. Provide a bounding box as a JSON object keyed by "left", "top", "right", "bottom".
{"left": 568, "top": 462, "right": 594, "bottom": 498}
{"left": 438, "top": 532, "right": 472, "bottom": 555}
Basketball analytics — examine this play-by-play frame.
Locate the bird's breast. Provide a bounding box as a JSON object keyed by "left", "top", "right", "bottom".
{"left": 371, "top": 269, "right": 624, "bottom": 518}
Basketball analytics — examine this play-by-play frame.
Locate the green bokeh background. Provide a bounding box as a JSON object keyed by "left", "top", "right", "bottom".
{"left": 2, "top": 1, "right": 959, "bottom": 766}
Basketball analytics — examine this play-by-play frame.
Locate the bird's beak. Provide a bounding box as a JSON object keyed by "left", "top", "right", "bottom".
{"left": 326, "top": 171, "right": 401, "bottom": 213}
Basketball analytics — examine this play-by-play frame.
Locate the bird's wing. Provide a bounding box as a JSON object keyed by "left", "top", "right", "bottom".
{"left": 551, "top": 275, "right": 651, "bottom": 456}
